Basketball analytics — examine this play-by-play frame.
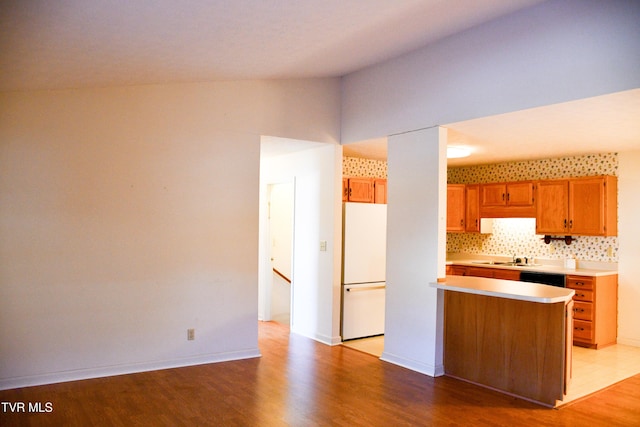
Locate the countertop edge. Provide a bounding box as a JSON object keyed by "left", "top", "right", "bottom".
{"left": 430, "top": 277, "right": 575, "bottom": 304}
{"left": 446, "top": 260, "right": 617, "bottom": 277}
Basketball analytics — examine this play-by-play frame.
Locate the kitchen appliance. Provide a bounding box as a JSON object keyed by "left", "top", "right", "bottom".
{"left": 520, "top": 271, "right": 566, "bottom": 288}
{"left": 341, "top": 202, "right": 387, "bottom": 340}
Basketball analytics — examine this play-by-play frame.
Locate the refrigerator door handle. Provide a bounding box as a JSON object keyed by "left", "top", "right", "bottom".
{"left": 346, "top": 285, "right": 385, "bottom": 292}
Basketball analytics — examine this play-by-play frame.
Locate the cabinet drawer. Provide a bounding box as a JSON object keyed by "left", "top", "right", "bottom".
{"left": 574, "top": 319, "right": 594, "bottom": 341}
{"left": 466, "top": 267, "right": 494, "bottom": 278}
{"left": 571, "top": 289, "right": 593, "bottom": 302}
{"left": 566, "top": 276, "right": 594, "bottom": 290}
{"left": 493, "top": 269, "right": 520, "bottom": 281}
{"left": 573, "top": 301, "right": 594, "bottom": 321}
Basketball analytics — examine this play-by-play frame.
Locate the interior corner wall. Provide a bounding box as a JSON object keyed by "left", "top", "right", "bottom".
{"left": 0, "top": 78, "right": 341, "bottom": 389}
{"left": 341, "top": 0, "right": 640, "bottom": 143}
{"left": 259, "top": 144, "right": 343, "bottom": 345}
{"left": 381, "top": 127, "right": 445, "bottom": 376}
{"left": 617, "top": 150, "right": 640, "bottom": 347}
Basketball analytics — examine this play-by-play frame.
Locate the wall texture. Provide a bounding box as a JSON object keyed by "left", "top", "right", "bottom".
{"left": 343, "top": 156, "right": 388, "bottom": 178}
{"left": 0, "top": 79, "right": 341, "bottom": 389}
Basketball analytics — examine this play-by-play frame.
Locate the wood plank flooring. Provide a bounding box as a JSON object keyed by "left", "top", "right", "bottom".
{"left": 2, "top": 321, "right": 639, "bottom": 426}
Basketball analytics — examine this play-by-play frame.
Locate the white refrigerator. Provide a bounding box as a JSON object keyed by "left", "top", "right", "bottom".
{"left": 341, "top": 202, "right": 387, "bottom": 340}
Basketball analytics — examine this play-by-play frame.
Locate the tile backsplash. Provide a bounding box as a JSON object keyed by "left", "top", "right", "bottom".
{"left": 447, "top": 153, "right": 619, "bottom": 262}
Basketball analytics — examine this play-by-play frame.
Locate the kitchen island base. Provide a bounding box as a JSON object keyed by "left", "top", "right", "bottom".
{"left": 437, "top": 278, "right": 574, "bottom": 407}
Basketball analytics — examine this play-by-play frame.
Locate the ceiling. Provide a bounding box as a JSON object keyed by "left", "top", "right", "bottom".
{"left": 343, "top": 88, "right": 640, "bottom": 166}
{"left": 0, "top": 0, "right": 545, "bottom": 92}
{"left": 2, "top": 1, "right": 637, "bottom": 166}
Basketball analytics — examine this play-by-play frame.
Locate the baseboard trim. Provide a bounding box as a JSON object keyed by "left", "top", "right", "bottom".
{"left": 380, "top": 351, "right": 445, "bottom": 377}
{"left": 0, "top": 348, "right": 261, "bottom": 391}
{"left": 290, "top": 328, "right": 341, "bottom": 346}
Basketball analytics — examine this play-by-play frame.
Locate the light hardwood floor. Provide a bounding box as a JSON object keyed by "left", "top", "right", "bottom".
{"left": 343, "top": 335, "right": 640, "bottom": 406}
{"left": 1, "top": 322, "right": 639, "bottom": 426}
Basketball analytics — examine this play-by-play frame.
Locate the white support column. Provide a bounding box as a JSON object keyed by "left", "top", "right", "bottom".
{"left": 381, "top": 126, "right": 447, "bottom": 376}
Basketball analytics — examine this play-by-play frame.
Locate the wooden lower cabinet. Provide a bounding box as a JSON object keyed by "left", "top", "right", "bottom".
{"left": 447, "top": 265, "right": 520, "bottom": 281}
{"left": 446, "top": 265, "right": 468, "bottom": 276}
{"left": 566, "top": 274, "right": 618, "bottom": 348}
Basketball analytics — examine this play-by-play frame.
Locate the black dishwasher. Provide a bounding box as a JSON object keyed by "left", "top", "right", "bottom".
{"left": 519, "top": 271, "right": 566, "bottom": 288}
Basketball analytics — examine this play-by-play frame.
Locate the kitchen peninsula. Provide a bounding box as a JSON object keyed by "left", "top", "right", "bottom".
{"left": 431, "top": 276, "right": 575, "bottom": 406}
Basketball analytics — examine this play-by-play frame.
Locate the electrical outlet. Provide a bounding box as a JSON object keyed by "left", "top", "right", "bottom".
{"left": 187, "top": 328, "right": 195, "bottom": 341}
{"left": 319, "top": 240, "right": 327, "bottom": 252}
{"left": 607, "top": 246, "right": 613, "bottom": 257}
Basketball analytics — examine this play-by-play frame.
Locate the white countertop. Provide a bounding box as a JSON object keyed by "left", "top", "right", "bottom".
{"left": 446, "top": 259, "right": 617, "bottom": 277}
{"left": 430, "top": 275, "right": 575, "bottom": 304}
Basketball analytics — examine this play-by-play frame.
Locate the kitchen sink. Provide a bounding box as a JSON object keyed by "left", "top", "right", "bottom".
{"left": 471, "top": 261, "right": 541, "bottom": 267}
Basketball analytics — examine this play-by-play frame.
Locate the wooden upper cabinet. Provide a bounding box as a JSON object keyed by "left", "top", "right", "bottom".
{"left": 465, "top": 184, "right": 480, "bottom": 232}
{"left": 507, "top": 182, "right": 535, "bottom": 206}
{"left": 447, "top": 184, "right": 466, "bottom": 232}
{"left": 342, "top": 178, "right": 349, "bottom": 202}
{"left": 480, "top": 181, "right": 535, "bottom": 218}
{"left": 536, "top": 180, "right": 570, "bottom": 234}
{"left": 345, "top": 177, "right": 374, "bottom": 203}
{"left": 480, "top": 183, "right": 507, "bottom": 207}
{"left": 373, "top": 179, "right": 387, "bottom": 204}
{"left": 536, "top": 176, "right": 617, "bottom": 236}
{"left": 569, "top": 176, "right": 617, "bottom": 236}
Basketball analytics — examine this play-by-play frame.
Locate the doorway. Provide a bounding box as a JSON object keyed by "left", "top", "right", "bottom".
{"left": 267, "top": 181, "right": 294, "bottom": 325}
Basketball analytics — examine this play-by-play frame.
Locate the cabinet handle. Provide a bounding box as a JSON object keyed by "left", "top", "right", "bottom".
{"left": 569, "top": 219, "right": 573, "bottom": 229}
{"left": 507, "top": 193, "right": 510, "bottom": 201}
{"left": 475, "top": 219, "right": 478, "bottom": 227}
{"left": 574, "top": 282, "right": 585, "bottom": 286}
{"left": 576, "top": 293, "right": 585, "bottom": 297}
{"left": 574, "top": 308, "right": 585, "bottom": 313}
{"left": 574, "top": 327, "right": 585, "bottom": 331}
{"left": 460, "top": 219, "right": 464, "bottom": 226}
{"left": 564, "top": 219, "right": 567, "bottom": 229}
{"left": 502, "top": 193, "right": 505, "bottom": 201}
{"left": 348, "top": 188, "right": 352, "bottom": 197}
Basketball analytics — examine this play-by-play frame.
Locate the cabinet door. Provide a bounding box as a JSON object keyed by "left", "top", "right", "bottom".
{"left": 465, "top": 184, "right": 480, "bottom": 232}
{"left": 342, "top": 178, "right": 349, "bottom": 202}
{"left": 481, "top": 183, "right": 507, "bottom": 207}
{"left": 373, "top": 179, "right": 387, "bottom": 204}
{"left": 447, "top": 184, "right": 466, "bottom": 232}
{"left": 506, "top": 182, "right": 534, "bottom": 206}
{"left": 347, "top": 178, "right": 373, "bottom": 203}
{"left": 569, "top": 177, "right": 605, "bottom": 235}
{"left": 536, "top": 180, "right": 569, "bottom": 234}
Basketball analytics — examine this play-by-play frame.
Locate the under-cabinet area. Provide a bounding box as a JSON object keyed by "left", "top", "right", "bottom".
{"left": 447, "top": 175, "right": 617, "bottom": 237}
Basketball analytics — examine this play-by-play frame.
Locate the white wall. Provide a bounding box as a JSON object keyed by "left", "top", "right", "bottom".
{"left": 341, "top": 0, "right": 640, "bottom": 143}
{"left": 0, "top": 78, "right": 341, "bottom": 389}
{"left": 382, "top": 127, "right": 447, "bottom": 375}
{"left": 259, "top": 143, "right": 343, "bottom": 344}
{"left": 618, "top": 151, "right": 640, "bottom": 346}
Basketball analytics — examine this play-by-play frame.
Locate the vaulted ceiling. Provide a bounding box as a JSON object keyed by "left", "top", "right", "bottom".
{"left": 2, "top": 1, "right": 637, "bottom": 166}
